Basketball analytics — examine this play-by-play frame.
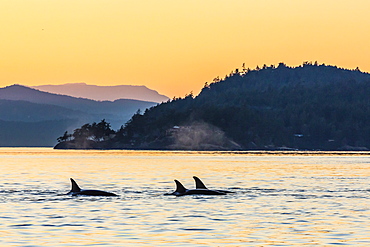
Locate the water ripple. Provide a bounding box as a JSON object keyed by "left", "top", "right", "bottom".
{"left": 1, "top": 150, "right": 370, "bottom": 246}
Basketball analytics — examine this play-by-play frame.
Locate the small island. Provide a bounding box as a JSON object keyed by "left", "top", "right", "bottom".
{"left": 55, "top": 62, "right": 370, "bottom": 151}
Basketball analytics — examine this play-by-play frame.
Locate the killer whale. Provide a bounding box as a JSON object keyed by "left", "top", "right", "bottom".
{"left": 169, "top": 179, "right": 226, "bottom": 196}
{"left": 193, "top": 176, "right": 234, "bottom": 194}
{"left": 67, "top": 178, "right": 118, "bottom": 196}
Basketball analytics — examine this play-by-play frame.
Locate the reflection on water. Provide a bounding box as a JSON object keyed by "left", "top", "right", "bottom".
{"left": 0, "top": 148, "right": 369, "bottom": 246}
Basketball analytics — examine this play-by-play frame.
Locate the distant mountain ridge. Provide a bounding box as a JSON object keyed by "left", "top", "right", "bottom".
{"left": 0, "top": 99, "right": 86, "bottom": 122}
{"left": 0, "top": 84, "right": 157, "bottom": 115}
{"left": 0, "top": 84, "right": 158, "bottom": 147}
{"left": 32, "top": 83, "right": 169, "bottom": 103}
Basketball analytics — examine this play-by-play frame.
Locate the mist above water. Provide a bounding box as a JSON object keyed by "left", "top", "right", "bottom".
{"left": 169, "top": 121, "right": 241, "bottom": 150}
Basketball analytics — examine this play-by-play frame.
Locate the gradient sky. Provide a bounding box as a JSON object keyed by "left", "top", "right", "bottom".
{"left": 1, "top": 0, "right": 370, "bottom": 97}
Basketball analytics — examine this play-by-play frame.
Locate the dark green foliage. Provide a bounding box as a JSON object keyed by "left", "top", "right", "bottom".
{"left": 59, "top": 63, "right": 370, "bottom": 150}
{"left": 57, "top": 131, "right": 72, "bottom": 143}
{"left": 55, "top": 119, "right": 115, "bottom": 149}
{"left": 70, "top": 119, "right": 115, "bottom": 142}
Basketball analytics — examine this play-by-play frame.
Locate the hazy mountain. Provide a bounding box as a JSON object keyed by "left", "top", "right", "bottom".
{"left": 0, "top": 85, "right": 157, "bottom": 118}
{"left": 32, "top": 83, "right": 169, "bottom": 103}
{"left": 0, "top": 85, "right": 158, "bottom": 146}
{"left": 0, "top": 119, "right": 76, "bottom": 147}
{"left": 0, "top": 99, "right": 86, "bottom": 122}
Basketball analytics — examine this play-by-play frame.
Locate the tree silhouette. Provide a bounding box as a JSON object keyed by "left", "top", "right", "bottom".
{"left": 57, "top": 131, "right": 71, "bottom": 143}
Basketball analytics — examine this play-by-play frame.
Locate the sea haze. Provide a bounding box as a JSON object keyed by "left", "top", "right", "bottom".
{"left": 0, "top": 85, "right": 162, "bottom": 147}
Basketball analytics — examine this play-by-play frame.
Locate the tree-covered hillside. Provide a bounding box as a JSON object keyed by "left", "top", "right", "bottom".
{"left": 55, "top": 62, "right": 370, "bottom": 150}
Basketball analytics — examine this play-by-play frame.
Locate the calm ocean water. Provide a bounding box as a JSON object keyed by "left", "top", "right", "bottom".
{"left": 0, "top": 148, "right": 369, "bottom": 246}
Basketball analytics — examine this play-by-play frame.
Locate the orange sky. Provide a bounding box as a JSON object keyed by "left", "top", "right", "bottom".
{"left": 1, "top": 0, "right": 370, "bottom": 98}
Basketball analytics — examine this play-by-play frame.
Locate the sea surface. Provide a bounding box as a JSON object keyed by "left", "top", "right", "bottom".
{"left": 0, "top": 148, "right": 370, "bottom": 246}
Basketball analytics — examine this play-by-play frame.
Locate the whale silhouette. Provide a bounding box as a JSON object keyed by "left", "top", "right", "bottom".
{"left": 193, "top": 176, "right": 234, "bottom": 194}
{"left": 67, "top": 178, "right": 118, "bottom": 196}
{"left": 169, "top": 179, "right": 226, "bottom": 196}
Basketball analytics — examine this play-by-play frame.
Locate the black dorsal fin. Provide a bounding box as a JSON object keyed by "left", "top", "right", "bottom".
{"left": 70, "top": 178, "right": 81, "bottom": 193}
{"left": 174, "top": 180, "right": 187, "bottom": 194}
{"left": 193, "top": 176, "right": 208, "bottom": 189}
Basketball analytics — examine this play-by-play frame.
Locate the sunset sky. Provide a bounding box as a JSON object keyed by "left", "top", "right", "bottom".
{"left": 1, "top": 0, "right": 370, "bottom": 98}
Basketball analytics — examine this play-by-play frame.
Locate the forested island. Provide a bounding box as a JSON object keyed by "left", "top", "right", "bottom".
{"left": 55, "top": 62, "right": 370, "bottom": 151}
